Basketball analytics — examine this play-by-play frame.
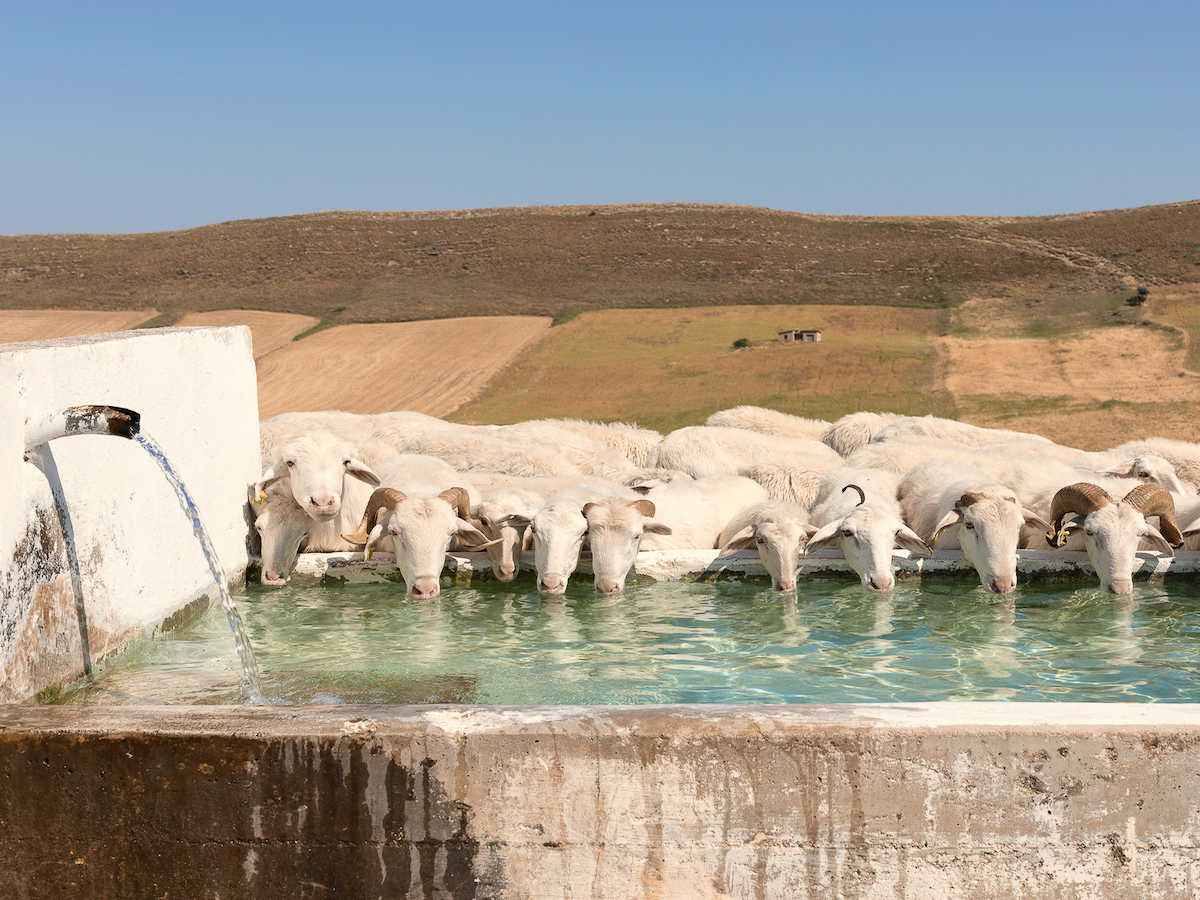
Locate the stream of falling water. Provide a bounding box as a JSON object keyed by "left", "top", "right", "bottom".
{"left": 134, "top": 433, "right": 263, "bottom": 699}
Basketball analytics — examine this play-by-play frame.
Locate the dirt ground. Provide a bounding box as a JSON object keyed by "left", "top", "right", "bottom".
{"left": 938, "top": 328, "right": 1198, "bottom": 404}
{"left": 253, "top": 316, "right": 551, "bottom": 419}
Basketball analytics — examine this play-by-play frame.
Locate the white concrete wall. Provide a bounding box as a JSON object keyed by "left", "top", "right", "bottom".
{"left": 0, "top": 326, "right": 260, "bottom": 701}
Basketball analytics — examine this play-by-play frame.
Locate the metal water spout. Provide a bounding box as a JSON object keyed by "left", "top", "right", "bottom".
{"left": 24, "top": 405, "right": 141, "bottom": 455}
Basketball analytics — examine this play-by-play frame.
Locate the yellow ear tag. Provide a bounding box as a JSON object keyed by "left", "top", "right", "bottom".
{"left": 365, "top": 544, "right": 374, "bottom": 561}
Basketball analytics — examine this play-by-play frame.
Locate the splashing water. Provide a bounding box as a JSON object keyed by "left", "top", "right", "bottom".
{"left": 134, "top": 433, "right": 263, "bottom": 699}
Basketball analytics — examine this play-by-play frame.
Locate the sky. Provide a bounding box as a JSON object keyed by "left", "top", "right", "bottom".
{"left": 3, "top": 1, "right": 1199, "bottom": 235}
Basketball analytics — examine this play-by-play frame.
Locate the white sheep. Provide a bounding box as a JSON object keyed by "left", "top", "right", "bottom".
{"left": 717, "top": 500, "right": 818, "bottom": 592}
{"left": 342, "top": 485, "right": 495, "bottom": 599}
{"left": 402, "top": 430, "right": 581, "bottom": 478}
{"left": 254, "top": 428, "right": 382, "bottom": 540}
{"left": 497, "top": 481, "right": 643, "bottom": 594}
{"left": 649, "top": 425, "right": 842, "bottom": 480}
{"left": 473, "top": 474, "right": 630, "bottom": 581}
{"left": 1102, "top": 455, "right": 1196, "bottom": 496}
{"left": 531, "top": 418, "right": 664, "bottom": 466}
{"left": 869, "top": 415, "right": 1055, "bottom": 449}
{"left": 705, "top": 406, "right": 830, "bottom": 440}
{"left": 574, "top": 475, "right": 769, "bottom": 593}
{"left": 638, "top": 475, "right": 770, "bottom": 552}
{"left": 986, "top": 457, "right": 1181, "bottom": 593}
{"left": 898, "top": 459, "right": 1051, "bottom": 594}
{"left": 820, "top": 411, "right": 902, "bottom": 457}
{"left": 806, "top": 467, "right": 930, "bottom": 592}
{"left": 1108, "top": 437, "right": 1200, "bottom": 493}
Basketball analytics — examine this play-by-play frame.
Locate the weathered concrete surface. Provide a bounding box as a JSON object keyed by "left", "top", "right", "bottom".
{"left": 0, "top": 328, "right": 260, "bottom": 702}
{"left": 285, "top": 547, "right": 1200, "bottom": 587}
{"left": 2, "top": 703, "right": 1200, "bottom": 899}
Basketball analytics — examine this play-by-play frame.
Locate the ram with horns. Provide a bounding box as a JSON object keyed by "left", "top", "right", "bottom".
{"left": 342, "top": 485, "right": 499, "bottom": 599}
{"left": 1040, "top": 482, "right": 1182, "bottom": 594}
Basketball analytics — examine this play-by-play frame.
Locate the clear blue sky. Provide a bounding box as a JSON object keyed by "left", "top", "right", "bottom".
{"left": 3, "top": 1, "right": 1198, "bottom": 235}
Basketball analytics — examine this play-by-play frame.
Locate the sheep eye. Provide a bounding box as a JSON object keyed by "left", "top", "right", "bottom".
{"left": 480, "top": 516, "right": 491, "bottom": 528}
{"left": 285, "top": 460, "right": 296, "bottom": 469}
{"left": 1085, "top": 528, "right": 1097, "bottom": 537}
{"left": 755, "top": 536, "right": 765, "bottom": 545}
{"left": 841, "top": 528, "right": 853, "bottom": 538}
{"left": 964, "top": 522, "right": 975, "bottom": 530}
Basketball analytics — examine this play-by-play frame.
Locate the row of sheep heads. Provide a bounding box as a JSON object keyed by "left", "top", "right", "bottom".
{"left": 251, "top": 452, "right": 499, "bottom": 598}
{"left": 250, "top": 440, "right": 1185, "bottom": 598}
{"left": 931, "top": 480, "right": 1183, "bottom": 595}
{"left": 717, "top": 478, "right": 1185, "bottom": 598}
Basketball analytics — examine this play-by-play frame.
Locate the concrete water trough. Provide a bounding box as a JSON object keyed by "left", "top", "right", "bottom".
{"left": 4, "top": 328, "right": 1200, "bottom": 899}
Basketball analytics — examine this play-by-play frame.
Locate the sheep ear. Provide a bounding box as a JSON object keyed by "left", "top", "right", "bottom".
{"left": 642, "top": 520, "right": 672, "bottom": 536}
{"left": 932, "top": 509, "right": 963, "bottom": 542}
{"left": 1055, "top": 513, "right": 1085, "bottom": 546}
{"left": 805, "top": 521, "right": 842, "bottom": 554}
{"left": 1142, "top": 524, "right": 1175, "bottom": 557}
{"left": 253, "top": 467, "right": 284, "bottom": 501}
{"left": 719, "top": 526, "right": 757, "bottom": 554}
{"left": 1102, "top": 460, "right": 1136, "bottom": 478}
{"left": 455, "top": 520, "right": 495, "bottom": 548}
{"left": 1022, "top": 509, "right": 1052, "bottom": 532}
{"left": 497, "top": 513, "right": 532, "bottom": 528}
{"left": 346, "top": 458, "right": 381, "bottom": 486}
{"left": 364, "top": 522, "right": 386, "bottom": 560}
{"left": 895, "top": 525, "right": 932, "bottom": 557}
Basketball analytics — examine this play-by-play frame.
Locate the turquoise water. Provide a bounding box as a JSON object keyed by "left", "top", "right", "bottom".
{"left": 56, "top": 576, "right": 1200, "bottom": 706}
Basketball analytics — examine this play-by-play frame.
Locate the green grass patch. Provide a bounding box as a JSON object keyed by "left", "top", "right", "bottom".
{"left": 293, "top": 306, "right": 348, "bottom": 341}
{"left": 552, "top": 306, "right": 587, "bottom": 327}
{"left": 954, "top": 393, "right": 1079, "bottom": 422}
{"left": 133, "top": 309, "right": 188, "bottom": 329}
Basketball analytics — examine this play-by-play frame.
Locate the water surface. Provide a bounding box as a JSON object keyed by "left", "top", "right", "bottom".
{"left": 57, "top": 576, "right": 1200, "bottom": 706}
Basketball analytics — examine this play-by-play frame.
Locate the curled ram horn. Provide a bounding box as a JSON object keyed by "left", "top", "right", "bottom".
{"left": 342, "top": 487, "right": 408, "bottom": 546}
{"left": 1047, "top": 483, "right": 1113, "bottom": 547}
{"left": 1122, "top": 483, "right": 1184, "bottom": 548}
{"left": 841, "top": 484, "right": 866, "bottom": 507}
{"left": 438, "top": 486, "right": 473, "bottom": 522}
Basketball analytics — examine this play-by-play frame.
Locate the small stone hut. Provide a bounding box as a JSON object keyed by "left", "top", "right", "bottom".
{"left": 778, "top": 329, "right": 822, "bottom": 343}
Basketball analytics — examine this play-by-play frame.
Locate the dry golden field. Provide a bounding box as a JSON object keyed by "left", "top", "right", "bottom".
{"left": 3, "top": 202, "right": 1198, "bottom": 450}
{"left": 455, "top": 305, "right": 947, "bottom": 431}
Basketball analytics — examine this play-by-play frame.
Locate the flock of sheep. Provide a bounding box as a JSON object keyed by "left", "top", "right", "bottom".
{"left": 250, "top": 405, "right": 1200, "bottom": 598}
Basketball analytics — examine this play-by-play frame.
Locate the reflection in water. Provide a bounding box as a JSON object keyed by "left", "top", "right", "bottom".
{"left": 52, "top": 573, "right": 1200, "bottom": 706}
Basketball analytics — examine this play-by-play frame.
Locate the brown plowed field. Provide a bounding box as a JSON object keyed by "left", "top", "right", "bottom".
{"left": 253, "top": 316, "right": 551, "bottom": 419}
{"left": 0, "top": 309, "right": 157, "bottom": 343}
{"left": 174, "top": 310, "right": 320, "bottom": 359}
